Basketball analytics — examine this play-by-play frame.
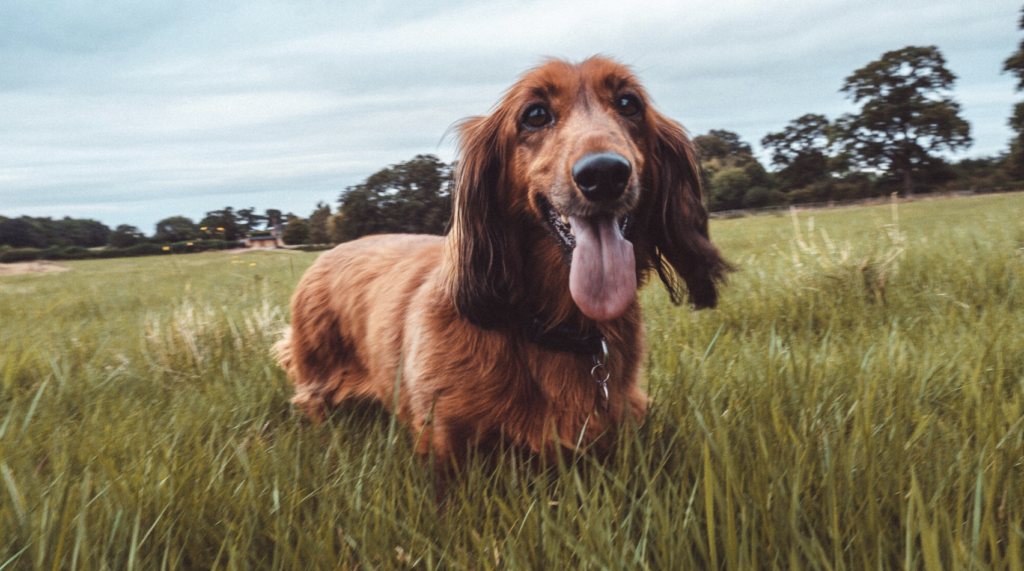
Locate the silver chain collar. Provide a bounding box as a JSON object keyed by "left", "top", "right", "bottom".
{"left": 591, "top": 339, "right": 610, "bottom": 411}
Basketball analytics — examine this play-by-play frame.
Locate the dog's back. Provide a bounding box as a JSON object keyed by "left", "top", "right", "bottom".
{"left": 275, "top": 234, "right": 443, "bottom": 420}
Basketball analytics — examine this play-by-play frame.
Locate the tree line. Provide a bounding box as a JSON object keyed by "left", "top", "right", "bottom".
{"left": 282, "top": 40, "right": 1024, "bottom": 241}
{"left": 5, "top": 28, "right": 1024, "bottom": 255}
{"left": 0, "top": 207, "right": 288, "bottom": 250}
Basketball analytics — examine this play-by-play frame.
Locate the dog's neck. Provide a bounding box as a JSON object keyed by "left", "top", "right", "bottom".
{"left": 507, "top": 226, "right": 640, "bottom": 355}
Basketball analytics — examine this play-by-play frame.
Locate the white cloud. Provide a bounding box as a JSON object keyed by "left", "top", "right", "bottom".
{"left": 0, "top": 0, "right": 1020, "bottom": 230}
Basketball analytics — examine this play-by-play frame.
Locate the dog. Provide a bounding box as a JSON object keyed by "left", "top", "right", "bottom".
{"left": 274, "top": 56, "right": 729, "bottom": 488}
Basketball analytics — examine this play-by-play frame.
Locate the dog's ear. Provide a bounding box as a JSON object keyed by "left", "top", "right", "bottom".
{"left": 442, "top": 111, "right": 522, "bottom": 328}
{"left": 641, "top": 111, "right": 731, "bottom": 309}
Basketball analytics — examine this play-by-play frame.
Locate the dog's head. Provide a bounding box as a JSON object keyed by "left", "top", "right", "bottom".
{"left": 445, "top": 57, "right": 730, "bottom": 327}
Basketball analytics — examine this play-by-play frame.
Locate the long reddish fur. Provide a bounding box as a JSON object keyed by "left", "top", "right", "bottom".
{"left": 274, "top": 57, "right": 728, "bottom": 485}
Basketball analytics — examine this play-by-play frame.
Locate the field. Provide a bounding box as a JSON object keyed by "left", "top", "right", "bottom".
{"left": 1, "top": 193, "right": 1023, "bottom": 570}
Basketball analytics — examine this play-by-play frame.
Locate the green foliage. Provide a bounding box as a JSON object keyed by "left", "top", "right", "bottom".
{"left": 281, "top": 217, "right": 310, "bottom": 245}
{"left": 1004, "top": 6, "right": 1024, "bottom": 91}
{"left": 306, "top": 202, "right": 332, "bottom": 245}
{"left": 108, "top": 224, "right": 145, "bottom": 248}
{"left": 293, "top": 244, "right": 335, "bottom": 252}
{"left": 200, "top": 208, "right": 244, "bottom": 241}
{"left": 708, "top": 167, "right": 752, "bottom": 211}
{"left": 1006, "top": 10, "right": 1024, "bottom": 180}
{"left": 0, "top": 240, "right": 241, "bottom": 263}
{"left": 741, "top": 185, "right": 784, "bottom": 208}
{"left": 0, "top": 218, "right": 40, "bottom": 248}
{"left": 335, "top": 154, "right": 451, "bottom": 242}
{"left": 0, "top": 248, "right": 41, "bottom": 263}
{"left": 154, "top": 216, "right": 200, "bottom": 243}
{"left": 327, "top": 212, "right": 346, "bottom": 244}
{"left": 2, "top": 194, "right": 1023, "bottom": 568}
{"left": 695, "top": 131, "right": 779, "bottom": 211}
{"left": 761, "top": 114, "right": 833, "bottom": 190}
{"left": 835, "top": 45, "right": 972, "bottom": 196}
{"left": 235, "top": 207, "right": 266, "bottom": 233}
{"left": 0, "top": 216, "right": 110, "bottom": 249}
{"left": 694, "top": 129, "right": 752, "bottom": 160}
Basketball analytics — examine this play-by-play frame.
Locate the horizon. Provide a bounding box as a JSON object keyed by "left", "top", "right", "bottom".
{"left": 1, "top": 0, "right": 1020, "bottom": 232}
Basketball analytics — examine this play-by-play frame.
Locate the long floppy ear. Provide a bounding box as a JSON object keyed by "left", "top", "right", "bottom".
{"left": 441, "top": 111, "right": 522, "bottom": 328}
{"left": 642, "top": 112, "right": 732, "bottom": 309}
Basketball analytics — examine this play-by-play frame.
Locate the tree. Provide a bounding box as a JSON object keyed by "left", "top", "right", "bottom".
{"left": 307, "top": 202, "right": 331, "bottom": 244}
{"left": 335, "top": 155, "right": 452, "bottom": 242}
{"left": 265, "top": 209, "right": 283, "bottom": 229}
{"left": 154, "top": 216, "right": 200, "bottom": 243}
{"left": 235, "top": 207, "right": 265, "bottom": 234}
{"left": 694, "top": 130, "right": 776, "bottom": 211}
{"left": 281, "top": 217, "right": 310, "bottom": 245}
{"left": 1004, "top": 6, "right": 1024, "bottom": 179}
{"left": 707, "top": 168, "right": 752, "bottom": 211}
{"left": 694, "top": 130, "right": 752, "bottom": 160}
{"left": 109, "top": 224, "right": 146, "bottom": 248}
{"left": 834, "top": 46, "right": 971, "bottom": 196}
{"left": 0, "top": 218, "right": 41, "bottom": 248}
{"left": 200, "top": 207, "right": 243, "bottom": 240}
{"left": 56, "top": 218, "right": 110, "bottom": 247}
{"left": 327, "top": 212, "right": 346, "bottom": 244}
{"left": 761, "top": 114, "right": 833, "bottom": 190}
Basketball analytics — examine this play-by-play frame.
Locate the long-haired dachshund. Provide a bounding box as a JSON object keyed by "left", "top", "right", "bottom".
{"left": 275, "top": 56, "right": 728, "bottom": 485}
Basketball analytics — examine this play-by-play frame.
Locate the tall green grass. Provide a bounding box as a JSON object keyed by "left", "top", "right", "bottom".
{"left": 2, "top": 194, "right": 1023, "bottom": 569}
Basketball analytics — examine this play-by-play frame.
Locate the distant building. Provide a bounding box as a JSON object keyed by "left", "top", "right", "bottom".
{"left": 244, "top": 216, "right": 285, "bottom": 248}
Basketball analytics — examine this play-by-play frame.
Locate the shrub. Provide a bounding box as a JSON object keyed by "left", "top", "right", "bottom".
{"left": 48, "top": 246, "right": 92, "bottom": 260}
{"left": 0, "top": 248, "right": 41, "bottom": 263}
{"left": 742, "top": 186, "right": 785, "bottom": 209}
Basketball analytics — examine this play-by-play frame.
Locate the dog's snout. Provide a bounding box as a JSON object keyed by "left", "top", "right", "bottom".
{"left": 572, "top": 153, "right": 631, "bottom": 202}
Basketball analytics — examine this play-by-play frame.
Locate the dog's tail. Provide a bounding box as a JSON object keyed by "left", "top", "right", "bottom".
{"left": 272, "top": 327, "right": 327, "bottom": 421}
{"left": 271, "top": 327, "right": 294, "bottom": 376}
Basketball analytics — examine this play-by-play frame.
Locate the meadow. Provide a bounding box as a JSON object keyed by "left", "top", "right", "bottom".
{"left": 1, "top": 193, "right": 1023, "bottom": 570}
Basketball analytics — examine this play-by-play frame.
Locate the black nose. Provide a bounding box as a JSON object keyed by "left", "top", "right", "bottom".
{"left": 572, "top": 153, "right": 632, "bottom": 202}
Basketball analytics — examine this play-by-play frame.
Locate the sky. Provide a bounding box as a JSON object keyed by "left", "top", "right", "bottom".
{"left": 1, "top": 0, "right": 1021, "bottom": 233}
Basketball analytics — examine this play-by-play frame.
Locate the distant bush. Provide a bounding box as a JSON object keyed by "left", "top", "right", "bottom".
{"left": 294, "top": 244, "right": 334, "bottom": 252}
{"left": 742, "top": 186, "right": 785, "bottom": 209}
{"left": 0, "top": 248, "right": 41, "bottom": 263}
{"left": 0, "top": 240, "right": 243, "bottom": 263}
{"left": 97, "top": 243, "right": 166, "bottom": 258}
{"left": 48, "top": 246, "right": 91, "bottom": 260}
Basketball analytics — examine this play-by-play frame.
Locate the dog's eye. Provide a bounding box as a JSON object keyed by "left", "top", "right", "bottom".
{"left": 522, "top": 104, "right": 552, "bottom": 129}
{"left": 616, "top": 94, "right": 643, "bottom": 118}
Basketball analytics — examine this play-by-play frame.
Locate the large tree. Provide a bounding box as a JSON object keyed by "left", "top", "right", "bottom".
{"left": 0, "top": 216, "right": 110, "bottom": 248}
{"left": 693, "top": 130, "right": 773, "bottom": 211}
{"left": 281, "top": 216, "right": 310, "bottom": 245}
{"left": 834, "top": 46, "right": 971, "bottom": 196}
{"left": 235, "top": 207, "right": 265, "bottom": 234}
{"left": 0, "top": 218, "right": 41, "bottom": 248}
{"left": 1004, "top": 6, "right": 1024, "bottom": 178}
{"left": 109, "top": 224, "right": 146, "bottom": 248}
{"left": 154, "top": 216, "right": 200, "bottom": 243}
{"left": 693, "top": 129, "right": 753, "bottom": 161}
{"left": 306, "top": 202, "right": 332, "bottom": 244}
{"left": 199, "top": 207, "right": 244, "bottom": 241}
{"left": 761, "top": 114, "right": 833, "bottom": 190}
{"left": 335, "top": 154, "right": 451, "bottom": 242}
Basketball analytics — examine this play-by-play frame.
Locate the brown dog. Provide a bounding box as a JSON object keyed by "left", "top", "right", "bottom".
{"left": 274, "top": 57, "right": 728, "bottom": 483}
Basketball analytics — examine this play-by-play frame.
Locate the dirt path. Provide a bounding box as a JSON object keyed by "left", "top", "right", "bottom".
{"left": 0, "top": 261, "right": 72, "bottom": 276}
{"left": 220, "top": 247, "right": 305, "bottom": 254}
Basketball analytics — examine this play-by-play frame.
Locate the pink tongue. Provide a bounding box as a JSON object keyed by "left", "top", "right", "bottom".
{"left": 568, "top": 215, "right": 637, "bottom": 321}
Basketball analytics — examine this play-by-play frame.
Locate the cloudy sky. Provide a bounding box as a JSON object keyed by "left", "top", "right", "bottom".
{"left": 1, "top": 0, "right": 1020, "bottom": 232}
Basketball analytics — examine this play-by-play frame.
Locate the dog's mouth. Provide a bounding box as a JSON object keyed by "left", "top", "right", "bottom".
{"left": 544, "top": 201, "right": 630, "bottom": 252}
{"left": 540, "top": 197, "right": 637, "bottom": 322}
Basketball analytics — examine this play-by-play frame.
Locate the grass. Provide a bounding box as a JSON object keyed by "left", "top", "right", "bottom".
{"left": 1, "top": 193, "right": 1023, "bottom": 570}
